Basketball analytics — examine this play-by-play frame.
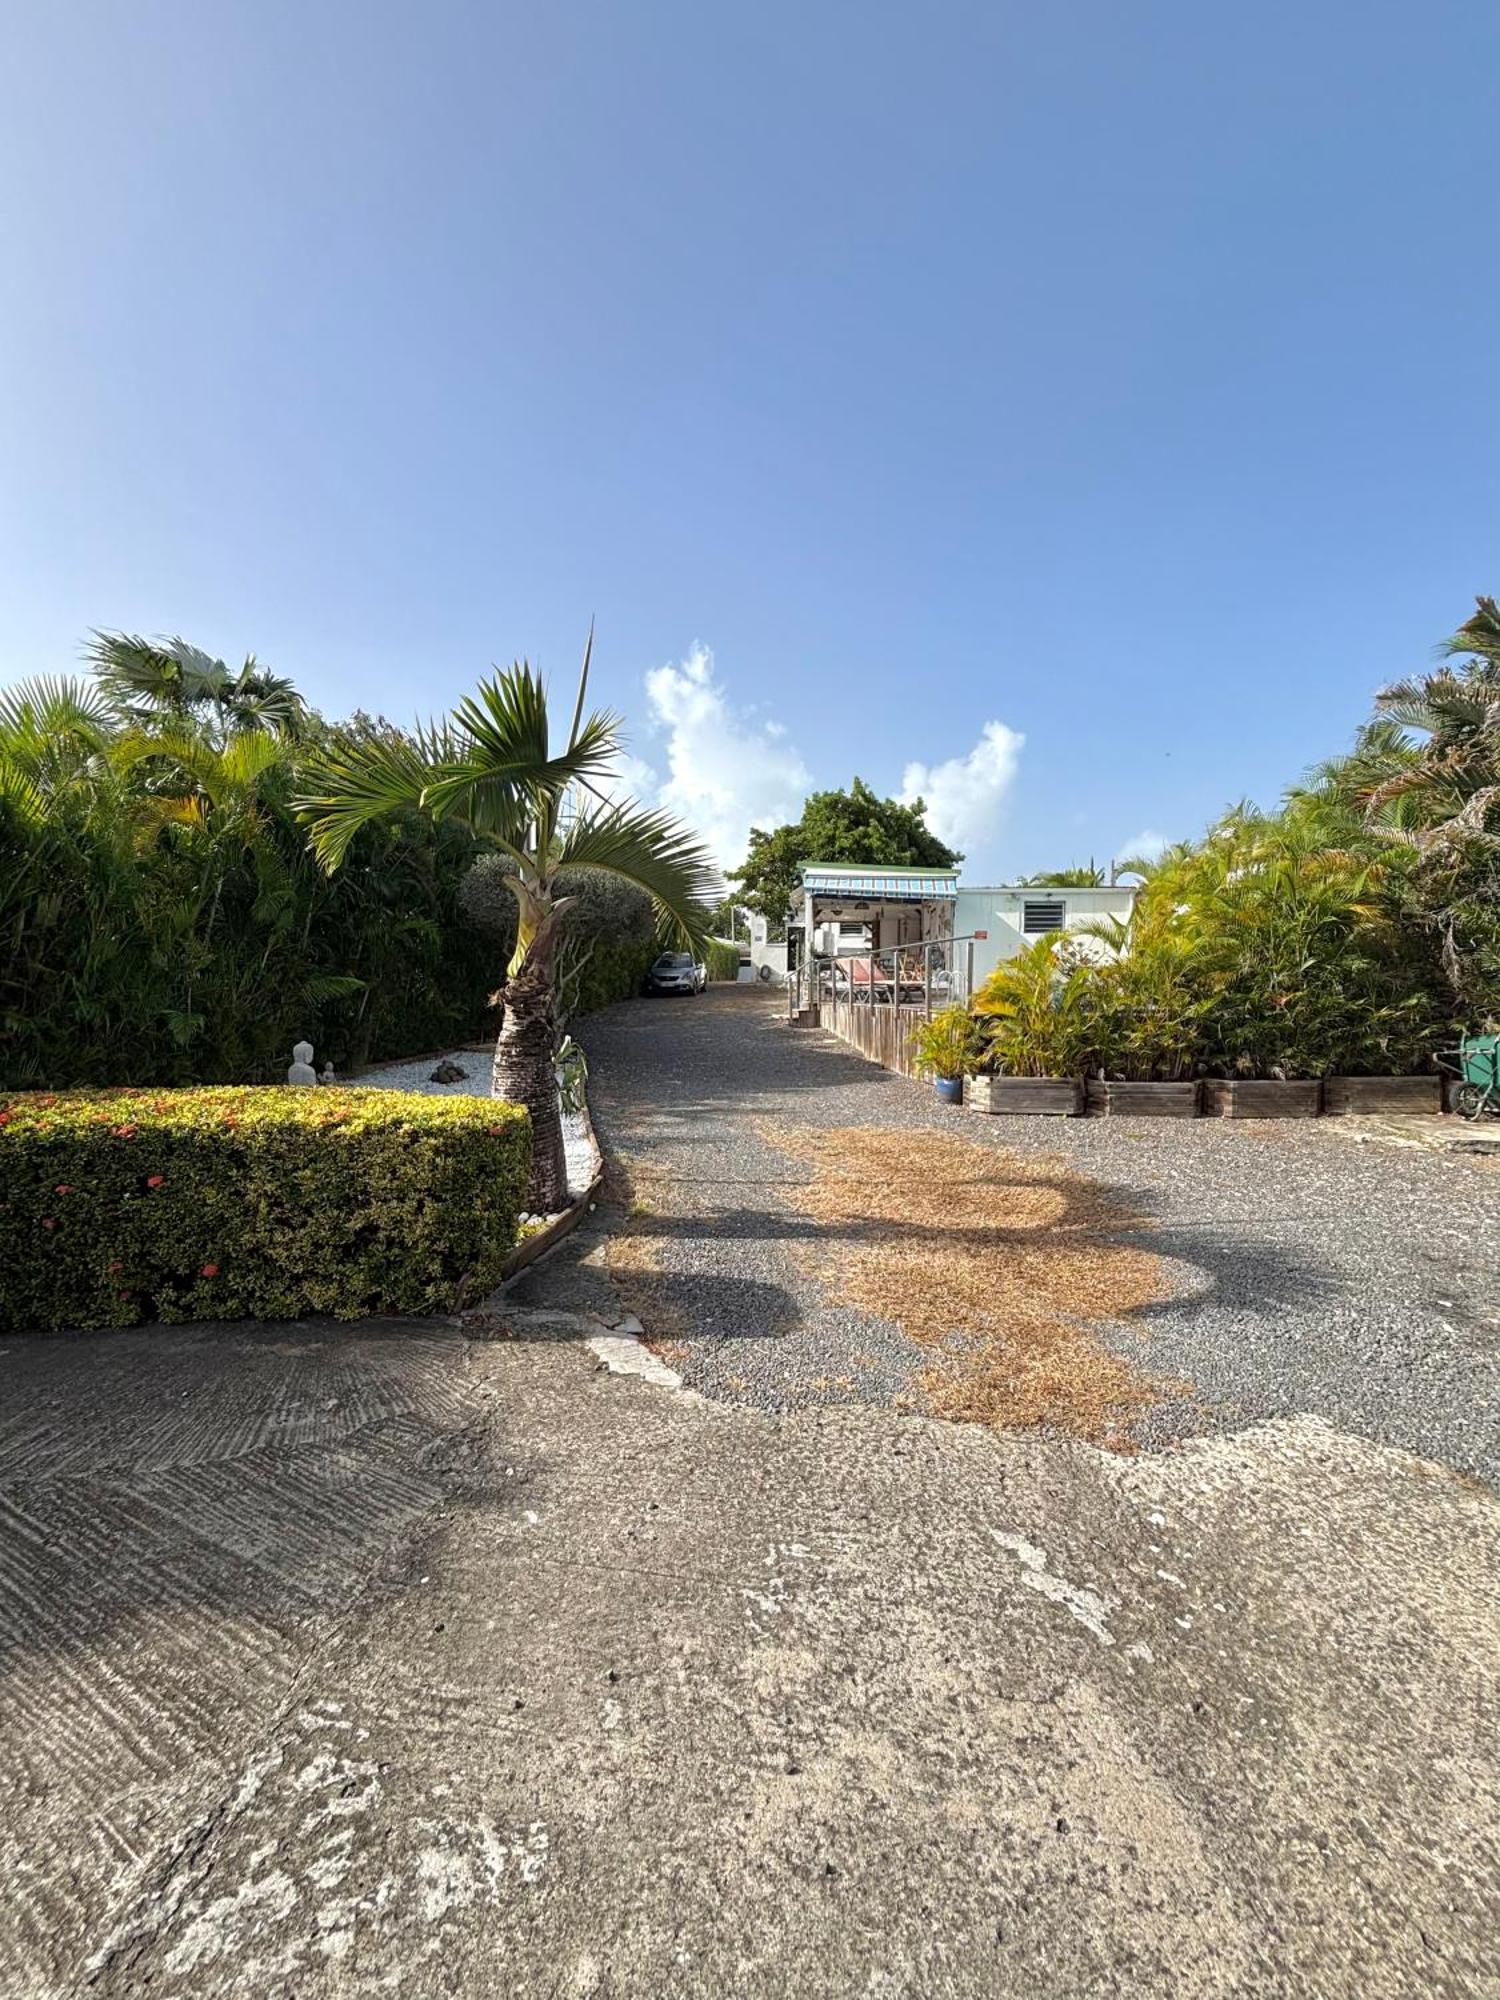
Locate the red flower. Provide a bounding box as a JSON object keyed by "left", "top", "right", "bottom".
{"left": 54, "top": 1184, "right": 73, "bottom": 1195}
{"left": 147, "top": 1174, "right": 165, "bottom": 1189}
{"left": 199, "top": 1262, "right": 220, "bottom": 1278}
{"left": 0, "top": 1111, "right": 11, "bottom": 1126}
{"left": 41, "top": 1217, "right": 56, "bottom": 1230}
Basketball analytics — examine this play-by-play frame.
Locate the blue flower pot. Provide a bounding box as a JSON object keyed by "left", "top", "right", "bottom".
{"left": 933, "top": 1076, "right": 963, "bottom": 1106}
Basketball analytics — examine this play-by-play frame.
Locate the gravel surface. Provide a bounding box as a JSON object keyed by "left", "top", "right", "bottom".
{"left": 351, "top": 1045, "right": 595, "bottom": 1206}
{"left": 570, "top": 985, "right": 1500, "bottom": 1482}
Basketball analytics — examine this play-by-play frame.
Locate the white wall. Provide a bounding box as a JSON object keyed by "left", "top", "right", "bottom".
{"left": 955, "top": 886, "right": 1137, "bottom": 989}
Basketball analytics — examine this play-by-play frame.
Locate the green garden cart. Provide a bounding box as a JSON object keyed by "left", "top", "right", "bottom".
{"left": 1439, "top": 1031, "right": 1500, "bottom": 1119}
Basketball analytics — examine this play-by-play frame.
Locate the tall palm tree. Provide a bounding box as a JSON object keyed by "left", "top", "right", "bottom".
{"left": 86, "top": 632, "right": 306, "bottom": 740}
{"left": 294, "top": 636, "right": 715, "bottom": 1211}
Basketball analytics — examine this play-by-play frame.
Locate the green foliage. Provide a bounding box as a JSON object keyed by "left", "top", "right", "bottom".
{"left": 0, "top": 741, "right": 498, "bottom": 1089}
{"left": 971, "top": 811, "right": 1452, "bottom": 1081}
{"left": 1290, "top": 596, "right": 1500, "bottom": 1016}
{"left": 908, "top": 1004, "right": 986, "bottom": 1081}
{"left": 705, "top": 937, "right": 741, "bottom": 982}
{"left": 0, "top": 645, "right": 682, "bottom": 1094}
{"left": 972, "top": 937, "right": 1095, "bottom": 1078}
{"left": 1023, "top": 863, "right": 1106, "bottom": 887}
{"left": 728, "top": 777, "right": 958, "bottom": 935}
{"left": 0, "top": 1086, "right": 530, "bottom": 1333}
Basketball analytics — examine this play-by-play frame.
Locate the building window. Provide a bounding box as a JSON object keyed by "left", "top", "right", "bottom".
{"left": 1022, "top": 898, "right": 1067, "bottom": 934}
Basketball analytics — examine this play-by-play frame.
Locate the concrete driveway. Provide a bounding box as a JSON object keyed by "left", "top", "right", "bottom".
{"left": 1, "top": 989, "right": 1496, "bottom": 1998}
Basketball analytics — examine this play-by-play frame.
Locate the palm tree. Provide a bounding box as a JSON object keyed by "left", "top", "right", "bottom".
{"left": 1362, "top": 597, "right": 1500, "bottom": 848}
{"left": 1022, "top": 863, "right": 1106, "bottom": 887}
{"left": 294, "top": 636, "right": 716, "bottom": 1211}
{"left": 86, "top": 632, "right": 306, "bottom": 740}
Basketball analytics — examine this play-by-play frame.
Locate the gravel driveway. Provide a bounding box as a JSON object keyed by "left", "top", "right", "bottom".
{"left": 571, "top": 986, "right": 1500, "bottom": 1483}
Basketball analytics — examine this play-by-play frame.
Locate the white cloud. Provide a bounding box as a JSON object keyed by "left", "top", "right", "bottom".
{"left": 594, "top": 745, "right": 660, "bottom": 809}
{"left": 900, "top": 721, "right": 1024, "bottom": 866}
{"left": 632, "top": 645, "right": 812, "bottom": 872}
{"left": 1116, "top": 827, "right": 1170, "bottom": 865}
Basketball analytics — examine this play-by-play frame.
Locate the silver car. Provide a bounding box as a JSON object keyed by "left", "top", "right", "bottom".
{"left": 645, "top": 950, "right": 707, "bottom": 995}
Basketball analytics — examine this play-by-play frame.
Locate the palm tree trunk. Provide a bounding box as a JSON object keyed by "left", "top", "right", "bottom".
{"left": 492, "top": 947, "right": 570, "bottom": 1214}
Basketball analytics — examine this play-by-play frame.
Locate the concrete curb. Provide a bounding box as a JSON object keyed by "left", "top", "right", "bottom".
{"left": 495, "top": 1094, "right": 606, "bottom": 1287}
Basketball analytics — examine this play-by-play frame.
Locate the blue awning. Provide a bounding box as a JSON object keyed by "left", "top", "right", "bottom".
{"left": 800, "top": 868, "right": 958, "bottom": 900}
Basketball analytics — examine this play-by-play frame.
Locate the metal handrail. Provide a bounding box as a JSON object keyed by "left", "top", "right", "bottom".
{"left": 790, "top": 933, "right": 984, "bottom": 1020}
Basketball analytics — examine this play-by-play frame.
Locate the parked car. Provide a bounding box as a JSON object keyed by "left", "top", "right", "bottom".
{"left": 645, "top": 950, "right": 707, "bottom": 996}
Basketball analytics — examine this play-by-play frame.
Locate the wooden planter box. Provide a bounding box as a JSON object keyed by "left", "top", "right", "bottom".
{"left": 969, "top": 1075, "right": 1083, "bottom": 1116}
{"left": 1323, "top": 1075, "right": 1442, "bottom": 1117}
{"left": 1201, "top": 1078, "right": 1322, "bottom": 1119}
{"left": 1085, "top": 1079, "right": 1200, "bottom": 1118}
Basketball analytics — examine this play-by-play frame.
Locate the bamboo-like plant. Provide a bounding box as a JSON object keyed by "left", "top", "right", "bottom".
{"left": 971, "top": 935, "right": 1094, "bottom": 1078}
{"left": 908, "top": 1004, "right": 985, "bottom": 1081}
{"left": 294, "top": 635, "right": 717, "bottom": 1212}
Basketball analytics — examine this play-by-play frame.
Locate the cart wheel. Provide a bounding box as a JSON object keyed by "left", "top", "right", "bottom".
{"left": 1454, "top": 1083, "right": 1490, "bottom": 1120}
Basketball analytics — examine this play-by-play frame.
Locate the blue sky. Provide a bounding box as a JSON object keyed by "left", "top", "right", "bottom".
{"left": 3, "top": 0, "right": 1496, "bottom": 879}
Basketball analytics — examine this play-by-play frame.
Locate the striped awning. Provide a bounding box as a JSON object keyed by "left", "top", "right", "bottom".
{"left": 800, "top": 867, "right": 958, "bottom": 901}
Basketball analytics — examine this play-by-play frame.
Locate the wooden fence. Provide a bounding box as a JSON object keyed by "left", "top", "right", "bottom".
{"left": 821, "top": 997, "right": 926, "bottom": 1077}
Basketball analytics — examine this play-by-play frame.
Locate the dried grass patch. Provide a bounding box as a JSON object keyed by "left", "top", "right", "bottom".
{"left": 763, "top": 1122, "right": 1181, "bottom": 1448}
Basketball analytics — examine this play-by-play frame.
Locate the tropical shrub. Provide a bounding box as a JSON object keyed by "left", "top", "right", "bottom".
{"left": 909, "top": 1004, "right": 986, "bottom": 1081}
{"left": 971, "top": 937, "right": 1094, "bottom": 1078}
{"left": 0, "top": 680, "right": 499, "bottom": 1088}
{"left": 705, "top": 937, "right": 740, "bottom": 981}
{"left": 1074, "top": 918, "right": 1204, "bottom": 1080}
{"left": 1112, "top": 807, "right": 1450, "bottom": 1077}
{"left": 0, "top": 1085, "right": 530, "bottom": 1333}
{"left": 0, "top": 647, "right": 683, "bottom": 1097}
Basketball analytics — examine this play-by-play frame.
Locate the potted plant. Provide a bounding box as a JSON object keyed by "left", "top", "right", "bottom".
{"left": 968, "top": 938, "right": 1087, "bottom": 1113}
{"left": 908, "top": 1005, "right": 983, "bottom": 1105}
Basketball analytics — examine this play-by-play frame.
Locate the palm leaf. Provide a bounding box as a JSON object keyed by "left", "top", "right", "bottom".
{"left": 553, "top": 803, "right": 717, "bottom": 947}
{"left": 293, "top": 732, "right": 445, "bottom": 871}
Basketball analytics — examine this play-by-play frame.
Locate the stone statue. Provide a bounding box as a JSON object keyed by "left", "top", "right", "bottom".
{"left": 319, "top": 1062, "right": 336, "bottom": 1085}
{"left": 287, "top": 1040, "right": 318, "bottom": 1086}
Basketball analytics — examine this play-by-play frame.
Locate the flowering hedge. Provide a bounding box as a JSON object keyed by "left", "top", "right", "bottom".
{"left": 0, "top": 1086, "right": 531, "bottom": 1333}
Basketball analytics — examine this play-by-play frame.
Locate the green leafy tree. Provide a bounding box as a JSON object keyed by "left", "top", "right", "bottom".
{"left": 295, "top": 637, "right": 716, "bottom": 1211}
{"left": 728, "top": 778, "right": 959, "bottom": 935}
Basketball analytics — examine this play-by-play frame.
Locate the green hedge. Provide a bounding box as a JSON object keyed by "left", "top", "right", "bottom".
{"left": 0, "top": 1086, "right": 531, "bottom": 1333}
{"left": 705, "top": 937, "right": 741, "bottom": 982}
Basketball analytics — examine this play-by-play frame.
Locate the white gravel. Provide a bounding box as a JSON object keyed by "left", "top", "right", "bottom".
{"left": 350, "top": 1045, "right": 596, "bottom": 1211}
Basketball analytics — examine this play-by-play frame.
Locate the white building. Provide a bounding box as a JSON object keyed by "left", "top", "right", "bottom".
{"left": 955, "top": 883, "right": 1137, "bottom": 988}
{"left": 790, "top": 863, "right": 1137, "bottom": 1003}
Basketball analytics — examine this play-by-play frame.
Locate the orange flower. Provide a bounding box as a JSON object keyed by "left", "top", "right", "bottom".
{"left": 112, "top": 1123, "right": 139, "bottom": 1139}
{"left": 107, "top": 1259, "right": 123, "bottom": 1274}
